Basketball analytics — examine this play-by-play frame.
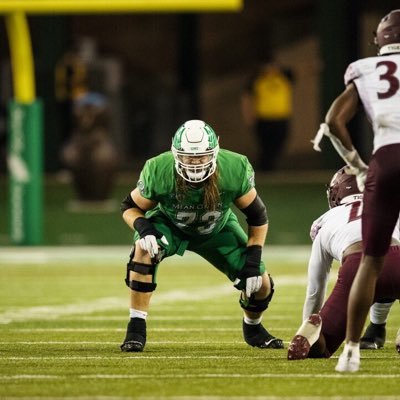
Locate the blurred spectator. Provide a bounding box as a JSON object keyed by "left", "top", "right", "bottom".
{"left": 56, "top": 37, "right": 126, "bottom": 165}
{"left": 241, "top": 55, "right": 294, "bottom": 171}
{"left": 55, "top": 37, "right": 92, "bottom": 144}
{"left": 61, "top": 92, "right": 118, "bottom": 206}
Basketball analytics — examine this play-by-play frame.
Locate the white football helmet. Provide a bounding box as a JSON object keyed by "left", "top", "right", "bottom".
{"left": 171, "top": 120, "right": 219, "bottom": 183}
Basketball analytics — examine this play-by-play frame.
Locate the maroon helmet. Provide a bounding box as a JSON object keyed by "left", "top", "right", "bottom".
{"left": 327, "top": 167, "right": 362, "bottom": 209}
{"left": 374, "top": 9, "right": 400, "bottom": 55}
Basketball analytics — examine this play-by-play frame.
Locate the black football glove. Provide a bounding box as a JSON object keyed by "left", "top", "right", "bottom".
{"left": 233, "top": 245, "right": 263, "bottom": 298}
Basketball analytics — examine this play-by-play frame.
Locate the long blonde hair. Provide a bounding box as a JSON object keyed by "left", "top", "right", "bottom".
{"left": 176, "top": 170, "right": 220, "bottom": 211}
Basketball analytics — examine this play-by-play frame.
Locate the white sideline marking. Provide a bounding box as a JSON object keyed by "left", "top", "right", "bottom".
{"left": 0, "top": 245, "right": 311, "bottom": 264}
{"left": 0, "top": 373, "right": 399, "bottom": 381}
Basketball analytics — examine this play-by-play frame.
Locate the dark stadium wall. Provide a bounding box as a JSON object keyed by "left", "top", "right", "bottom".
{"left": 0, "top": 0, "right": 399, "bottom": 173}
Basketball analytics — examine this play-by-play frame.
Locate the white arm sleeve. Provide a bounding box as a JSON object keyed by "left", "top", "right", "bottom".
{"left": 302, "top": 234, "right": 333, "bottom": 321}
{"left": 312, "top": 123, "right": 367, "bottom": 170}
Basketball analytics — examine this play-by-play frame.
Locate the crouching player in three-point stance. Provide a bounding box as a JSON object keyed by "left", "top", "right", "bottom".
{"left": 119, "top": 119, "right": 283, "bottom": 352}
{"left": 287, "top": 168, "right": 400, "bottom": 364}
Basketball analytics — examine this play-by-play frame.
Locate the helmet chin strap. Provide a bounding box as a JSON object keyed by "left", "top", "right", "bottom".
{"left": 379, "top": 43, "right": 400, "bottom": 55}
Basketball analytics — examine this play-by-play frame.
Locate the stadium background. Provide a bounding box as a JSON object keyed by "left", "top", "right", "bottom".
{"left": 1, "top": 0, "right": 398, "bottom": 246}
{"left": 1, "top": 2, "right": 400, "bottom": 399}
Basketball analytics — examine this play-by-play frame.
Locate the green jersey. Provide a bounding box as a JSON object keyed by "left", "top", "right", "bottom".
{"left": 137, "top": 149, "right": 255, "bottom": 237}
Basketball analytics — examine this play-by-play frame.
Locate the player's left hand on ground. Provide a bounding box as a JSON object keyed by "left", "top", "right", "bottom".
{"left": 234, "top": 245, "right": 263, "bottom": 298}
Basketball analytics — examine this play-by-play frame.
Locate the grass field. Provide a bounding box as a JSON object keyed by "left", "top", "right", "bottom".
{"left": 1, "top": 246, "right": 399, "bottom": 399}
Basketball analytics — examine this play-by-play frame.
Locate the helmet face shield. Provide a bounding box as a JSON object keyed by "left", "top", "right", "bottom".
{"left": 174, "top": 151, "right": 215, "bottom": 182}
{"left": 172, "top": 120, "right": 219, "bottom": 183}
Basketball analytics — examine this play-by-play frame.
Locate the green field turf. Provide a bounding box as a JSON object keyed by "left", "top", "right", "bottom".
{"left": 0, "top": 246, "right": 399, "bottom": 399}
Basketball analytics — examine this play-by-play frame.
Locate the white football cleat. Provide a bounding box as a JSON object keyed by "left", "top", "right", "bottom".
{"left": 288, "top": 314, "right": 322, "bottom": 360}
{"left": 335, "top": 342, "right": 360, "bottom": 372}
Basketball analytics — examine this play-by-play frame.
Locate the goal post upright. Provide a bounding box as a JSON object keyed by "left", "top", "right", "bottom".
{"left": 6, "top": 12, "right": 43, "bottom": 245}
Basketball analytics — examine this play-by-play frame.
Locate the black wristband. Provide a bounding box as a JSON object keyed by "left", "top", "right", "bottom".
{"left": 133, "top": 217, "right": 160, "bottom": 239}
{"left": 246, "top": 245, "right": 262, "bottom": 268}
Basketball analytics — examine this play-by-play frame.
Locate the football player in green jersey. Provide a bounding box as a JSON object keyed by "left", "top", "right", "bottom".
{"left": 120, "top": 119, "right": 283, "bottom": 352}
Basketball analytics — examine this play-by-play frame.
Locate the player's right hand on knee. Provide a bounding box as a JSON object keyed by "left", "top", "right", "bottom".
{"left": 133, "top": 217, "right": 169, "bottom": 258}
{"left": 138, "top": 235, "right": 168, "bottom": 258}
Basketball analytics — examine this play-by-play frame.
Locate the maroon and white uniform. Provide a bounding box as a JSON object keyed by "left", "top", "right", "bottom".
{"left": 320, "top": 248, "right": 400, "bottom": 356}
{"left": 345, "top": 54, "right": 400, "bottom": 153}
{"left": 304, "top": 194, "right": 400, "bottom": 356}
{"left": 345, "top": 54, "right": 400, "bottom": 256}
{"left": 303, "top": 195, "right": 365, "bottom": 320}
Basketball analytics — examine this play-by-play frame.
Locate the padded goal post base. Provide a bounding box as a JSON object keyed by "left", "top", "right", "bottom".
{"left": 8, "top": 100, "right": 43, "bottom": 245}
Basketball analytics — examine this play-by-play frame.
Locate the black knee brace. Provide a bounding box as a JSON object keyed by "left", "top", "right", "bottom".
{"left": 125, "top": 261, "right": 157, "bottom": 292}
{"left": 239, "top": 275, "right": 275, "bottom": 312}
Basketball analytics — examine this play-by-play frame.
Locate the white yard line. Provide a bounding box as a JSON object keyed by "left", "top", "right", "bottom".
{"left": 0, "top": 340, "right": 399, "bottom": 351}
{"left": 2, "top": 354, "right": 398, "bottom": 360}
{"left": 0, "top": 285, "right": 231, "bottom": 324}
{"left": 0, "top": 275, "right": 314, "bottom": 324}
{"left": 0, "top": 245, "right": 311, "bottom": 265}
{"left": 0, "top": 373, "right": 399, "bottom": 380}
{"left": 0, "top": 244, "right": 311, "bottom": 325}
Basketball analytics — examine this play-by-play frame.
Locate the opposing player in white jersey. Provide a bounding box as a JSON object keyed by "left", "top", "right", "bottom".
{"left": 287, "top": 167, "right": 400, "bottom": 361}
{"left": 302, "top": 168, "right": 366, "bottom": 321}
{"left": 311, "top": 9, "right": 400, "bottom": 372}
{"left": 302, "top": 168, "right": 396, "bottom": 326}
